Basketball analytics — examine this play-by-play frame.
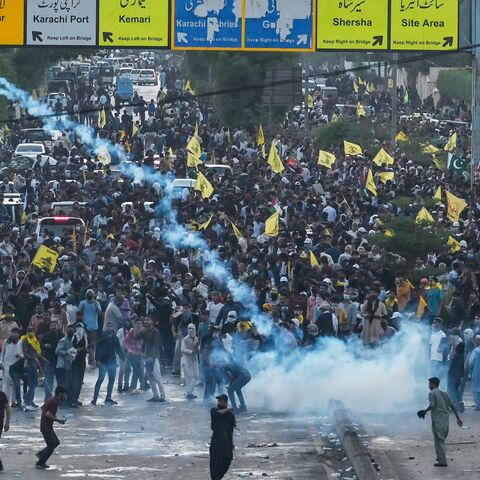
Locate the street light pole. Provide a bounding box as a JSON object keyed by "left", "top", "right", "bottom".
{"left": 391, "top": 53, "right": 398, "bottom": 149}
{"left": 303, "top": 52, "right": 309, "bottom": 132}
{"left": 472, "top": 0, "right": 480, "bottom": 190}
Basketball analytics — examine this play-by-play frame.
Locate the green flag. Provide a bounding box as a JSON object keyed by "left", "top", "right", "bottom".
{"left": 447, "top": 153, "right": 469, "bottom": 175}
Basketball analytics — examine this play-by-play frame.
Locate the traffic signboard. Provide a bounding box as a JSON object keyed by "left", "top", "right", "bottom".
{"left": 244, "top": 0, "right": 315, "bottom": 51}
{"left": 98, "top": 0, "right": 169, "bottom": 47}
{"left": 26, "top": 0, "right": 97, "bottom": 46}
{"left": 0, "top": 0, "right": 24, "bottom": 45}
{"left": 172, "top": 0, "right": 242, "bottom": 50}
{"left": 390, "top": 0, "right": 459, "bottom": 51}
{"left": 317, "top": 0, "right": 388, "bottom": 50}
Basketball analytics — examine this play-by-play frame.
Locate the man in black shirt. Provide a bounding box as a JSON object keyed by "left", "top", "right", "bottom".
{"left": 40, "top": 321, "right": 62, "bottom": 402}
{"left": 210, "top": 393, "right": 236, "bottom": 480}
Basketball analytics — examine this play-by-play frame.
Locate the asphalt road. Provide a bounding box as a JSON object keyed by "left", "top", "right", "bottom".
{"left": 0, "top": 367, "right": 332, "bottom": 479}
{"left": 357, "top": 392, "right": 480, "bottom": 480}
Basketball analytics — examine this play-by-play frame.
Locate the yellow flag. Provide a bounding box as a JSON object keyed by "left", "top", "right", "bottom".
{"left": 448, "top": 236, "right": 462, "bottom": 253}
{"left": 261, "top": 144, "right": 266, "bottom": 159}
{"left": 432, "top": 155, "right": 443, "bottom": 170}
{"left": 366, "top": 169, "right": 377, "bottom": 196}
{"left": 318, "top": 150, "right": 336, "bottom": 169}
{"left": 396, "top": 131, "right": 409, "bottom": 142}
{"left": 373, "top": 148, "right": 394, "bottom": 166}
{"left": 99, "top": 108, "right": 107, "bottom": 128}
{"left": 97, "top": 146, "right": 111, "bottom": 165}
{"left": 416, "top": 295, "right": 427, "bottom": 319}
{"left": 264, "top": 212, "right": 280, "bottom": 237}
{"left": 446, "top": 191, "right": 467, "bottom": 222}
{"left": 331, "top": 113, "right": 339, "bottom": 123}
{"left": 187, "top": 152, "right": 202, "bottom": 168}
{"left": 119, "top": 130, "right": 126, "bottom": 141}
{"left": 356, "top": 103, "right": 366, "bottom": 118}
{"left": 167, "top": 147, "right": 174, "bottom": 157}
{"left": 187, "top": 136, "right": 202, "bottom": 158}
{"left": 416, "top": 207, "right": 434, "bottom": 223}
{"left": 21, "top": 210, "right": 27, "bottom": 225}
{"left": 72, "top": 227, "right": 77, "bottom": 250}
{"left": 344, "top": 140, "right": 363, "bottom": 156}
{"left": 384, "top": 229, "right": 394, "bottom": 237}
{"left": 231, "top": 221, "right": 242, "bottom": 240}
{"left": 433, "top": 186, "right": 442, "bottom": 202}
{"left": 358, "top": 77, "right": 365, "bottom": 86}
{"left": 132, "top": 123, "right": 139, "bottom": 136}
{"left": 257, "top": 125, "right": 265, "bottom": 146}
{"left": 353, "top": 81, "right": 359, "bottom": 93}
{"left": 422, "top": 144, "right": 440, "bottom": 154}
{"left": 367, "top": 82, "right": 376, "bottom": 93}
{"left": 185, "top": 80, "right": 195, "bottom": 95}
{"left": 378, "top": 172, "right": 394, "bottom": 184}
{"left": 267, "top": 143, "right": 285, "bottom": 174}
{"left": 198, "top": 215, "right": 213, "bottom": 230}
{"left": 444, "top": 132, "right": 457, "bottom": 152}
{"left": 310, "top": 251, "right": 319, "bottom": 267}
{"left": 308, "top": 94, "right": 314, "bottom": 109}
{"left": 194, "top": 172, "right": 214, "bottom": 199}
{"left": 32, "top": 245, "right": 59, "bottom": 273}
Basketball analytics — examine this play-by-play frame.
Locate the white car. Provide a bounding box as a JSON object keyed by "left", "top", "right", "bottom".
{"left": 47, "top": 92, "right": 67, "bottom": 108}
{"left": 14, "top": 143, "right": 46, "bottom": 158}
{"left": 137, "top": 69, "right": 157, "bottom": 86}
{"left": 130, "top": 69, "right": 141, "bottom": 83}
{"left": 118, "top": 67, "right": 132, "bottom": 79}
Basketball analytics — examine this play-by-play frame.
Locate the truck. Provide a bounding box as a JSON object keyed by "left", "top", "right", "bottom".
{"left": 115, "top": 77, "right": 134, "bottom": 106}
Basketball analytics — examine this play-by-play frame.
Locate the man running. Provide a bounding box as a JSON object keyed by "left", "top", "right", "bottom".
{"left": 36, "top": 385, "right": 68, "bottom": 469}
{"left": 210, "top": 393, "right": 236, "bottom": 480}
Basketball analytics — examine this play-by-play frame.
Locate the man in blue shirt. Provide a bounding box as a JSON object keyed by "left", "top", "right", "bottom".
{"left": 78, "top": 289, "right": 102, "bottom": 366}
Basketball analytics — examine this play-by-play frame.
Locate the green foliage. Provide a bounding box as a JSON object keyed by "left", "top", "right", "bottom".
{"left": 397, "top": 138, "right": 443, "bottom": 169}
{"left": 184, "top": 51, "right": 299, "bottom": 128}
{"left": 312, "top": 119, "right": 377, "bottom": 153}
{"left": 392, "top": 195, "right": 436, "bottom": 211}
{"left": 369, "top": 215, "right": 448, "bottom": 264}
{"left": 437, "top": 69, "right": 472, "bottom": 103}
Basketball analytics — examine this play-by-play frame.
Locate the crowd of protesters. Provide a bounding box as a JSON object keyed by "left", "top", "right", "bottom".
{"left": 0, "top": 54, "right": 478, "bottom": 439}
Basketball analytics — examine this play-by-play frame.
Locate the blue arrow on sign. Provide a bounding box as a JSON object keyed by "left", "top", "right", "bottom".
{"left": 244, "top": 0, "right": 314, "bottom": 50}
{"left": 173, "top": 0, "right": 242, "bottom": 49}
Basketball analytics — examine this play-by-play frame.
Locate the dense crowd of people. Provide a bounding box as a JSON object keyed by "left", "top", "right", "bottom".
{"left": 0, "top": 53, "right": 479, "bottom": 467}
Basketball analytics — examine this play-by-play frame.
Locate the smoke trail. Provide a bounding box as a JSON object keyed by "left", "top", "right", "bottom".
{"left": 0, "top": 77, "right": 126, "bottom": 162}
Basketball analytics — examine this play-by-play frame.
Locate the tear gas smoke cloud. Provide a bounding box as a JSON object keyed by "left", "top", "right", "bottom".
{"left": 1, "top": 77, "right": 430, "bottom": 415}
{"left": 247, "top": 323, "right": 429, "bottom": 414}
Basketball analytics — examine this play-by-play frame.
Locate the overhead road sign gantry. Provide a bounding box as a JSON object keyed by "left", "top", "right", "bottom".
{"left": 390, "top": 0, "right": 459, "bottom": 51}
{"left": 317, "top": 0, "right": 388, "bottom": 50}
{"left": 26, "top": 0, "right": 97, "bottom": 46}
{"left": 99, "top": 0, "right": 169, "bottom": 47}
{"left": 0, "top": 0, "right": 24, "bottom": 46}
{"left": 243, "top": 0, "right": 315, "bottom": 51}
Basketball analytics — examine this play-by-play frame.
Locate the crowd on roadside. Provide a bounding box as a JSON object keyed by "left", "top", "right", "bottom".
{"left": 0, "top": 55, "right": 478, "bottom": 422}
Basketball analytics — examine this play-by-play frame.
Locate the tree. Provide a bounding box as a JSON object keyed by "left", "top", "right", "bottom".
{"left": 184, "top": 51, "right": 299, "bottom": 128}
{"left": 369, "top": 216, "right": 449, "bottom": 265}
{"left": 437, "top": 69, "right": 472, "bottom": 103}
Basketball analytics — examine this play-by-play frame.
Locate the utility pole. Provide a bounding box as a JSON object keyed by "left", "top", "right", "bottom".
{"left": 390, "top": 53, "right": 398, "bottom": 149}
{"left": 472, "top": 0, "right": 480, "bottom": 190}
{"left": 303, "top": 52, "right": 309, "bottom": 132}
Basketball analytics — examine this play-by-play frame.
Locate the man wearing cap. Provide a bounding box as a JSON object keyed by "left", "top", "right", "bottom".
{"left": 210, "top": 393, "right": 236, "bottom": 480}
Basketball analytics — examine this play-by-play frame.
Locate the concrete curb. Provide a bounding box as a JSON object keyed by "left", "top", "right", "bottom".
{"left": 331, "top": 400, "right": 382, "bottom": 480}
